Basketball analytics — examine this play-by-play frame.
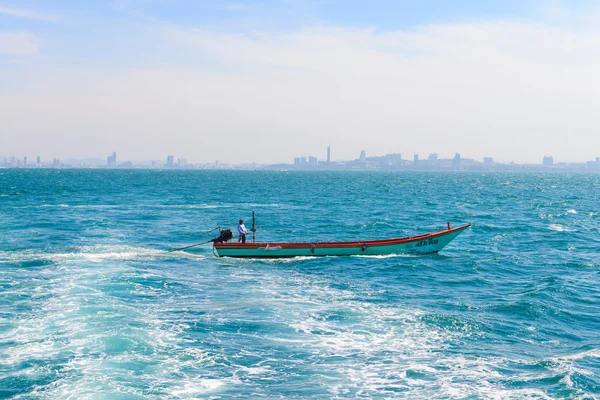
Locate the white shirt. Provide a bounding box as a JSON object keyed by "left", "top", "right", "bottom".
{"left": 238, "top": 223, "right": 248, "bottom": 235}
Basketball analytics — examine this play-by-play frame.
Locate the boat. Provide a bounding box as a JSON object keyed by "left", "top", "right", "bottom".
{"left": 211, "top": 223, "right": 471, "bottom": 258}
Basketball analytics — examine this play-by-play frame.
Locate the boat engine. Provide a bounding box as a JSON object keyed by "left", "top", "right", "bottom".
{"left": 211, "top": 229, "right": 233, "bottom": 243}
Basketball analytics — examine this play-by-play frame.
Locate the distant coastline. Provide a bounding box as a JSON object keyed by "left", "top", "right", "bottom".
{"left": 2, "top": 152, "right": 600, "bottom": 173}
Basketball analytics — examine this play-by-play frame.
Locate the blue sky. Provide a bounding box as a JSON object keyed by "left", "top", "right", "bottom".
{"left": 1, "top": 1, "right": 600, "bottom": 163}
{"left": 0, "top": 0, "right": 578, "bottom": 39}
{"left": 1, "top": 0, "right": 590, "bottom": 66}
{"left": 0, "top": 0, "right": 587, "bottom": 26}
{"left": 1, "top": 0, "right": 596, "bottom": 70}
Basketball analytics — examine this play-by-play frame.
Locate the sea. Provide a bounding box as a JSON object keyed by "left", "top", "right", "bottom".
{"left": 1, "top": 170, "right": 599, "bottom": 399}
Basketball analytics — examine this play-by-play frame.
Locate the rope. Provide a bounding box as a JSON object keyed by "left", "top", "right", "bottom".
{"left": 202, "top": 225, "right": 221, "bottom": 235}
{"left": 167, "top": 240, "right": 213, "bottom": 253}
{"left": 167, "top": 225, "right": 221, "bottom": 253}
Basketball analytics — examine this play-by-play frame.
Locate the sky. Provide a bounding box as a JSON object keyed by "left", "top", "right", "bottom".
{"left": 1, "top": 0, "right": 599, "bottom": 164}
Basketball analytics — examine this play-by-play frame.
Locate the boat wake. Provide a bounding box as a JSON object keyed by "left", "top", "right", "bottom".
{"left": 239, "top": 269, "right": 593, "bottom": 398}
{"left": 0, "top": 249, "right": 224, "bottom": 399}
{"left": 0, "top": 245, "right": 206, "bottom": 265}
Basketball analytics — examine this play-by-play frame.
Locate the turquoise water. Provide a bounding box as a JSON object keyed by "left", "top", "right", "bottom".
{"left": 1, "top": 170, "right": 599, "bottom": 398}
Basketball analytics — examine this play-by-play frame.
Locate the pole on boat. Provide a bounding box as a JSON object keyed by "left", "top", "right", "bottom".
{"left": 251, "top": 210, "right": 256, "bottom": 243}
{"left": 447, "top": 222, "right": 451, "bottom": 230}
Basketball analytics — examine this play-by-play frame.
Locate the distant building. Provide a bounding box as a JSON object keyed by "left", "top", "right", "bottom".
{"left": 107, "top": 152, "right": 117, "bottom": 167}
{"left": 294, "top": 157, "right": 301, "bottom": 166}
{"left": 453, "top": 153, "right": 461, "bottom": 168}
{"left": 308, "top": 156, "right": 318, "bottom": 167}
{"left": 167, "top": 155, "right": 174, "bottom": 166}
{"left": 387, "top": 153, "right": 401, "bottom": 166}
{"left": 587, "top": 161, "right": 596, "bottom": 169}
{"left": 543, "top": 156, "right": 554, "bottom": 167}
{"left": 413, "top": 154, "right": 419, "bottom": 165}
{"left": 178, "top": 158, "right": 187, "bottom": 167}
{"left": 483, "top": 157, "right": 494, "bottom": 166}
{"left": 428, "top": 153, "right": 438, "bottom": 165}
{"left": 36, "top": 156, "right": 41, "bottom": 167}
{"left": 23, "top": 156, "right": 28, "bottom": 168}
{"left": 327, "top": 146, "right": 331, "bottom": 163}
{"left": 300, "top": 157, "right": 307, "bottom": 165}
{"left": 360, "top": 150, "right": 366, "bottom": 162}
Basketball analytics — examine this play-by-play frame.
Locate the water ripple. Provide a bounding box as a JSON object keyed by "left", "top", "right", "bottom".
{"left": 1, "top": 170, "right": 600, "bottom": 398}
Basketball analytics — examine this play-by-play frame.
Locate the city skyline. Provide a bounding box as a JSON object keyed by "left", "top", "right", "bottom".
{"left": 2, "top": 1, "right": 600, "bottom": 164}
{"left": 2, "top": 147, "right": 600, "bottom": 172}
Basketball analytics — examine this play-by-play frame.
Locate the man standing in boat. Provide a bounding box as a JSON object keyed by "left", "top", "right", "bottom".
{"left": 237, "top": 219, "right": 248, "bottom": 243}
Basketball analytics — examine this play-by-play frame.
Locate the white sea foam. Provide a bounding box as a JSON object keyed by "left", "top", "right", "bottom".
{"left": 552, "top": 348, "right": 600, "bottom": 362}
{"left": 3, "top": 249, "right": 596, "bottom": 398}
{"left": 0, "top": 258, "right": 230, "bottom": 399}
{"left": 352, "top": 253, "right": 418, "bottom": 259}
{"left": 236, "top": 269, "right": 595, "bottom": 398}
{"left": 549, "top": 224, "right": 574, "bottom": 232}
{"left": 170, "top": 379, "right": 224, "bottom": 397}
{"left": 0, "top": 245, "right": 206, "bottom": 265}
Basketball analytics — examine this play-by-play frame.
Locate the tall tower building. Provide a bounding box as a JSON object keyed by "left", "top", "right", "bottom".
{"left": 327, "top": 146, "right": 331, "bottom": 163}
{"left": 23, "top": 157, "right": 28, "bottom": 168}
{"left": 453, "top": 153, "right": 461, "bottom": 168}
{"left": 360, "top": 150, "right": 366, "bottom": 162}
{"left": 107, "top": 152, "right": 117, "bottom": 167}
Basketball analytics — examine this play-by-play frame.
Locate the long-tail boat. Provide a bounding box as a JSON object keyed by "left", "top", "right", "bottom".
{"left": 211, "top": 223, "right": 470, "bottom": 258}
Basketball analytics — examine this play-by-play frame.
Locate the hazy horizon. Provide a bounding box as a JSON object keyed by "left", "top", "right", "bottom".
{"left": 2, "top": 0, "right": 599, "bottom": 164}
{"left": 0, "top": 151, "right": 595, "bottom": 167}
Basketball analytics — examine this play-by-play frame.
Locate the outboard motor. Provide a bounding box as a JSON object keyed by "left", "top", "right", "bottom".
{"left": 211, "top": 229, "right": 233, "bottom": 243}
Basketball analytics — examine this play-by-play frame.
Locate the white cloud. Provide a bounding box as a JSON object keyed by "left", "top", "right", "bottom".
{"left": 0, "top": 32, "right": 39, "bottom": 56}
{"left": 0, "top": 4, "right": 58, "bottom": 22}
{"left": 2, "top": 8, "right": 600, "bottom": 163}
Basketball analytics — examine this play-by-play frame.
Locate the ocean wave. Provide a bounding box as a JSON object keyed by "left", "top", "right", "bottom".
{"left": 4, "top": 203, "right": 294, "bottom": 211}
{"left": 3, "top": 170, "right": 600, "bottom": 398}
{"left": 0, "top": 245, "right": 206, "bottom": 265}
{"left": 242, "top": 271, "right": 561, "bottom": 398}
{"left": 548, "top": 224, "right": 574, "bottom": 232}
{"left": 1, "top": 262, "right": 228, "bottom": 399}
